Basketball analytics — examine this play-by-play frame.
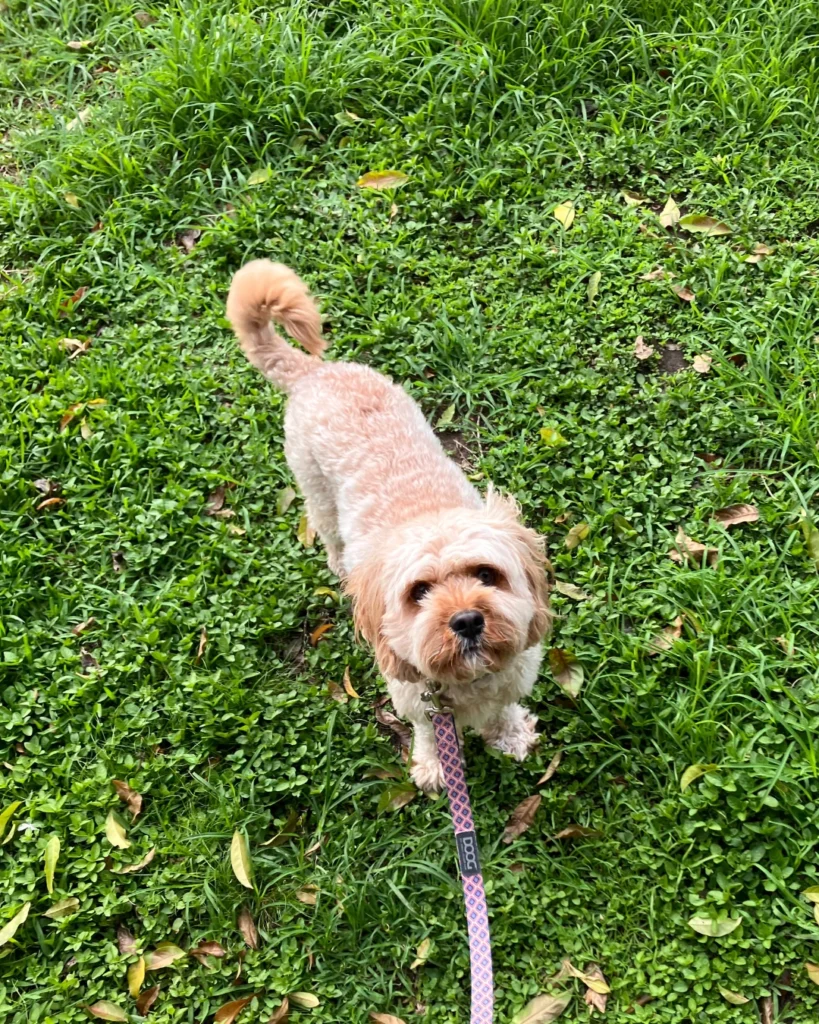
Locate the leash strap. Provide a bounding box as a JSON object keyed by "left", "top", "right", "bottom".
{"left": 431, "top": 711, "right": 494, "bottom": 1024}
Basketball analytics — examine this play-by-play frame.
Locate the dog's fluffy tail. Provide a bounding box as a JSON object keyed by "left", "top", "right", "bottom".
{"left": 226, "top": 259, "right": 325, "bottom": 391}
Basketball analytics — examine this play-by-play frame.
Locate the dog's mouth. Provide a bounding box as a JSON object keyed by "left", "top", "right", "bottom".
{"left": 419, "top": 611, "right": 520, "bottom": 683}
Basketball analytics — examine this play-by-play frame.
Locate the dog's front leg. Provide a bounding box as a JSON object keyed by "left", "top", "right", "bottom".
{"left": 480, "top": 702, "right": 539, "bottom": 761}
{"left": 408, "top": 717, "right": 446, "bottom": 793}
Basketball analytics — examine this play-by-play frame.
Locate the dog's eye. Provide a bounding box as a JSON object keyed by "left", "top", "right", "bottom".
{"left": 410, "top": 581, "right": 432, "bottom": 603}
{"left": 474, "top": 565, "right": 498, "bottom": 587}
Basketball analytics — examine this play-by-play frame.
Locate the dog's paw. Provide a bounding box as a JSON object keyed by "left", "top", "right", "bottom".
{"left": 485, "top": 711, "right": 540, "bottom": 762}
{"left": 410, "top": 756, "right": 445, "bottom": 793}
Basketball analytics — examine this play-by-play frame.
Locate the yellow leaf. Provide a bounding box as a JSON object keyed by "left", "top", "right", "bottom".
{"left": 86, "top": 1001, "right": 128, "bottom": 1021}
{"left": 277, "top": 486, "right": 297, "bottom": 514}
{"left": 410, "top": 936, "right": 431, "bottom": 970}
{"left": 537, "top": 749, "right": 562, "bottom": 785}
{"left": 144, "top": 942, "right": 186, "bottom": 969}
{"left": 549, "top": 649, "right": 584, "bottom": 698}
{"left": 436, "top": 403, "right": 455, "bottom": 429}
{"left": 128, "top": 956, "right": 145, "bottom": 997}
{"left": 64, "top": 193, "right": 80, "bottom": 208}
{"left": 540, "top": 427, "right": 566, "bottom": 446}
{"left": 553, "top": 202, "right": 575, "bottom": 229}
{"left": 289, "top": 992, "right": 320, "bottom": 1008}
{"left": 0, "top": 902, "right": 30, "bottom": 946}
{"left": 687, "top": 915, "right": 741, "bottom": 936}
{"left": 43, "top": 897, "right": 79, "bottom": 919}
{"left": 802, "top": 885, "right": 819, "bottom": 903}
{"left": 357, "top": 170, "right": 408, "bottom": 190}
{"left": 511, "top": 991, "right": 572, "bottom": 1023}
{"left": 230, "top": 831, "right": 253, "bottom": 889}
{"left": 247, "top": 167, "right": 271, "bottom": 186}
{"left": 564, "top": 522, "right": 589, "bottom": 549}
{"left": 807, "top": 963, "right": 819, "bottom": 985}
{"left": 562, "top": 960, "right": 611, "bottom": 993}
{"left": 680, "top": 763, "right": 718, "bottom": 791}
{"left": 659, "top": 197, "right": 680, "bottom": 228}
{"left": 679, "top": 214, "right": 731, "bottom": 236}
{"left": 297, "top": 514, "right": 316, "bottom": 547}
{"left": 44, "top": 835, "right": 60, "bottom": 894}
{"left": 105, "top": 810, "right": 131, "bottom": 849}
{"left": 719, "top": 988, "right": 749, "bottom": 1005}
{"left": 0, "top": 801, "right": 21, "bottom": 841}
{"left": 586, "top": 270, "right": 601, "bottom": 303}
{"left": 342, "top": 666, "right": 360, "bottom": 699}
{"left": 692, "top": 354, "right": 712, "bottom": 374}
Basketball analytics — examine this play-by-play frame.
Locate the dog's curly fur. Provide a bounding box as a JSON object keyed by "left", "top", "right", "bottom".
{"left": 227, "top": 260, "right": 551, "bottom": 790}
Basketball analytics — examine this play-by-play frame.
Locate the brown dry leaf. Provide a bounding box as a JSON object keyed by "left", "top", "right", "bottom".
{"left": 195, "top": 627, "right": 207, "bottom": 663}
{"left": 538, "top": 749, "right": 563, "bottom": 785}
{"left": 548, "top": 648, "right": 584, "bottom": 699}
{"left": 145, "top": 942, "right": 186, "bottom": 970}
{"left": 659, "top": 196, "right": 680, "bottom": 229}
{"left": 640, "top": 267, "right": 675, "bottom": 281}
{"left": 634, "top": 336, "right": 655, "bottom": 360}
{"left": 296, "top": 885, "right": 319, "bottom": 906}
{"left": 553, "top": 581, "right": 591, "bottom": 601}
{"left": 33, "top": 478, "right": 58, "bottom": 496}
{"left": 564, "top": 522, "right": 589, "bottom": 550}
{"left": 111, "top": 780, "right": 143, "bottom": 818}
{"left": 72, "top": 617, "right": 96, "bottom": 636}
{"left": 563, "top": 960, "right": 611, "bottom": 995}
{"left": 116, "top": 923, "right": 137, "bottom": 955}
{"left": 205, "top": 486, "right": 226, "bottom": 514}
{"left": 36, "top": 496, "right": 65, "bottom": 511}
{"left": 190, "top": 939, "right": 226, "bottom": 963}
{"left": 775, "top": 635, "right": 795, "bottom": 657}
{"left": 86, "top": 1001, "right": 127, "bottom": 1021}
{"left": 669, "top": 528, "right": 718, "bottom": 567}
{"left": 80, "top": 647, "right": 99, "bottom": 673}
{"left": 268, "top": 998, "right": 289, "bottom": 1023}
{"left": 374, "top": 708, "right": 413, "bottom": 757}
{"left": 135, "top": 985, "right": 160, "bottom": 1015}
{"left": 342, "top": 666, "right": 360, "bottom": 699}
{"left": 713, "top": 504, "right": 759, "bottom": 527}
{"left": 297, "top": 514, "right": 316, "bottom": 547}
{"left": 745, "top": 242, "right": 773, "bottom": 263}
{"left": 692, "top": 354, "right": 712, "bottom": 374}
{"left": 112, "top": 847, "right": 155, "bottom": 873}
{"left": 326, "top": 680, "right": 348, "bottom": 704}
{"left": 134, "top": 10, "right": 157, "bottom": 26}
{"left": 59, "top": 285, "right": 88, "bottom": 314}
{"left": 673, "top": 284, "right": 695, "bottom": 302}
{"left": 59, "top": 402, "right": 85, "bottom": 430}
{"left": 304, "top": 837, "right": 324, "bottom": 856}
{"left": 238, "top": 906, "right": 259, "bottom": 950}
{"left": 177, "top": 229, "right": 201, "bottom": 253}
{"left": 357, "top": 170, "right": 408, "bottom": 190}
{"left": 310, "top": 623, "right": 333, "bottom": 647}
{"left": 389, "top": 203, "right": 399, "bottom": 220}
{"left": 370, "top": 1015, "right": 408, "bottom": 1024}
{"left": 648, "top": 615, "right": 684, "bottom": 654}
{"left": 502, "top": 794, "right": 542, "bottom": 844}
{"left": 583, "top": 964, "right": 609, "bottom": 1013}
{"left": 214, "top": 994, "right": 259, "bottom": 1024}
{"left": 553, "top": 824, "right": 600, "bottom": 840}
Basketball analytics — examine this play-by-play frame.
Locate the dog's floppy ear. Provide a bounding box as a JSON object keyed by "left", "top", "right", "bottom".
{"left": 345, "top": 560, "right": 423, "bottom": 683}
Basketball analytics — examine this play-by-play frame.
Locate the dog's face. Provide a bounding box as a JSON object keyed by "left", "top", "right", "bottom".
{"left": 347, "top": 494, "right": 551, "bottom": 685}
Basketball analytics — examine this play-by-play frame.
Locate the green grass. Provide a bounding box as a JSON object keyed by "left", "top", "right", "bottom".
{"left": 1, "top": 0, "right": 819, "bottom": 1020}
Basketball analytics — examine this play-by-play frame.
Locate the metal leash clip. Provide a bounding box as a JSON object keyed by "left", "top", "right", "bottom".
{"left": 421, "top": 682, "right": 453, "bottom": 720}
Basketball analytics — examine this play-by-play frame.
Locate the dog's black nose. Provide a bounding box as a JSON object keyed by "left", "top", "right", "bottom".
{"left": 449, "top": 609, "right": 485, "bottom": 640}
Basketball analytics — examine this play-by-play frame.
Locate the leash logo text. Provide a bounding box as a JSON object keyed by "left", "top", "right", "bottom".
{"left": 456, "top": 830, "right": 481, "bottom": 876}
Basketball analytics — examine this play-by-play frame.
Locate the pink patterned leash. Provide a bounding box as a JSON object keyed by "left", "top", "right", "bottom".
{"left": 423, "top": 686, "right": 494, "bottom": 1024}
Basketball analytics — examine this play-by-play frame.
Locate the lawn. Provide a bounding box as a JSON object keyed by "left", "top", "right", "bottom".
{"left": 1, "top": 0, "right": 819, "bottom": 1020}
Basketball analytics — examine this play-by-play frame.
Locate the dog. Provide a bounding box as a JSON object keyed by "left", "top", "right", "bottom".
{"left": 226, "top": 260, "right": 551, "bottom": 791}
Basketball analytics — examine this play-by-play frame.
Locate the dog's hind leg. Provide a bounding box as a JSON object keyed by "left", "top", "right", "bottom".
{"left": 285, "top": 442, "right": 345, "bottom": 576}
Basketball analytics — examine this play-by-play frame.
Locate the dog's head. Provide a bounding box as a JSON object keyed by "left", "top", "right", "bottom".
{"left": 346, "top": 491, "right": 551, "bottom": 685}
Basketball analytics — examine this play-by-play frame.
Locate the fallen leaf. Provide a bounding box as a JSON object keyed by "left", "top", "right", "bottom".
{"left": 135, "top": 985, "right": 159, "bottom": 1015}
{"left": 587, "top": 271, "right": 601, "bottom": 304}
{"left": 342, "top": 667, "right": 360, "bottom": 698}
{"left": 66, "top": 107, "right": 93, "bottom": 130}
{"left": 230, "top": 831, "right": 253, "bottom": 889}
{"left": 0, "top": 802, "right": 21, "bottom": 842}
{"left": 305, "top": 837, "right": 323, "bottom": 856}
{"left": 807, "top": 963, "right": 819, "bottom": 985}
{"left": 680, "top": 763, "right": 718, "bottom": 791}
{"left": 86, "top": 1001, "right": 128, "bottom": 1021}
{"left": 563, "top": 960, "right": 611, "bottom": 994}
{"left": 357, "top": 170, "right": 408, "bottom": 190}
{"left": 713, "top": 504, "right": 758, "bottom": 527}
{"left": 640, "top": 268, "right": 675, "bottom": 281}
{"left": 66, "top": 39, "right": 93, "bottom": 51}
{"left": 814, "top": 904, "right": 819, "bottom": 926}
{"left": 634, "top": 336, "right": 655, "bottom": 360}
{"left": 247, "top": 167, "right": 272, "bottom": 186}
{"left": 648, "top": 615, "right": 684, "bottom": 654}
{"left": 260, "top": 809, "right": 300, "bottom": 847}
{"left": 378, "top": 783, "right": 417, "bottom": 812}
{"left": 37, "top": 496, "right": 66, "bottom": 511}
{"left": 410, "top": 937, "right": 431, "bottom": 970}
{"left": 679, "top": 214, "right": 731, "bottom": 236}
{"left": 553, "top": 202, "right": 575, "bottom": 229}
{"left": 538, "top": 749, "right": 562, "bottom": 785}
{"left": 80, "top": 647, "right": 99, "bottom": 673}
{"left": 268, "top": 997, "right": 289, "bottom": 1023}
{"left": 117, "top": 923, "right": 137, "bottom": 955}
{"left": 553, "top": 824, "right": 600, "bottom": 840}
{"left": 277, "top": 487, "right": 297, "bottom": 515}
{"left": 43, "top": 897, "right": 80, "bottom": 919}
{"left": 33, "top": 478, "right": 58, "bottom": 496}
{"left": 583, "top": 964, "right": 610, "bottom": 1012}
{"left": 564, "top": 522, "right": 589, "bottom": 550}
{"left": 390, "top": 203, "right": 399, "bottom": 219}
{"left": 669, "top": 528, "right": 718, "bottom": 567}
{"left": 370, "top": 1015, "right": 407, "bottom": 1024}
{"left": 553, "top": 580, "right": 590, "bottom": 601}
{"left": 549, "top": 648, "right": 584, "bottom": 699}
{"left": 72, "top": 617, "right": 97, "bottom": 635}
{"left": 688, "top": 915, "right": 742, "bottom": 938}
{"left": 0, "top": 902, "right": 30, "bottom": 946}
{"left": 296, "top": 885, "right": 318, "bottom": 906}
{"left": 144, "top": 942, "right": 187, "bottom": 970}
{"left": 326, "top": 681, "right": 348, "bottom": 704}
{"left": 134, "top": 11, "right": 157, "bottom": 27}
{"left": 672, "top": 284, "right": 695, "bottom": 302}
{"left": 659, "top": 197, "right": 680, "bottom": 228}
{"left": 511, "top": 991, "right": 572, "bottom": 1023}
{"left": 289, "top": 993, "right": 320, "bottom": 1009}
{"left": 310, "top": 623, "right": 333, "bottom": 647}
{"left": 128, "top": 957, "right": 145, "bottom": 997}
{"left": 65, "top": 192, "right": 80, "bottom": 208}
{"left": 719, "top": 988, "right": 749, "bottom": 1005}
{"left": 215, "top": 994, "right": 258, "bottom": 1023}
{"left": 374, "top": 707, "right": 413, "bottom": 756}
{"left": 238, "top": 906, "right": 259, "bottom": 949}
{"left": 540, "top": 427, "right": 566, "bottom": 446}
{"left": 502, "top": 794, "right": 542, "bottom": 843}
{"left": 44, "top": 835, "right": 60, "bottom": 894}
{"left": 436, "top": 403, "right": 455, "bottom": 429}
{"left": 62, "top": 337, "right": 92, "bottom": 359}
{"left": 745, "top": 243, "right": 773, "bottom": 263}
{"left": 621, "top": 190, "right": 646, "bottom": 207}
{"left": 105, "top": 811, "right": 130, "bottom": 849}
{"left": 112, "top": 780, "right": 143, "bottom": 818}
{"left": 111, "top": 550, "right": 126, "bottom": 573}
{"left": 177, "top": 229, "right": 201, "bottom": 253}
{"left": 692, "top": 354, "right": 711, "bottom": 373}
{"left": 195, "top": 627, "right": 207, "bottom": 663}
{"left": 189, "top": 939, "right": 227, "bottom": 963}
{"left": 362, "top": 766, "right": 402, "bottom": 780}
{"left": 297, "top": 514, "right": 316, "bottom": 547}
{"left": 205, "top": 486, "right": 226, "bottom": 514}
{"left": 802, "top": 886, "right": 819, "bottom": 903}
{"left": 112, "top": 847, "right": 155, "bottom": 873}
